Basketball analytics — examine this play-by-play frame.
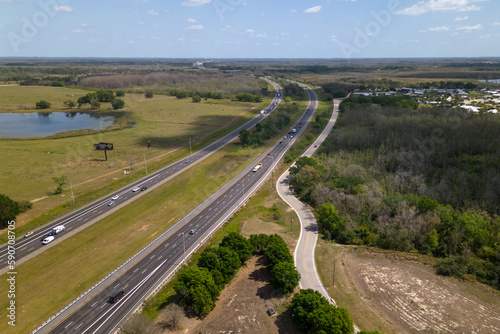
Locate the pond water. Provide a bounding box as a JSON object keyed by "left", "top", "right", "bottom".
{"left": 0, "top": 112, "right": 117, "bottom": 138}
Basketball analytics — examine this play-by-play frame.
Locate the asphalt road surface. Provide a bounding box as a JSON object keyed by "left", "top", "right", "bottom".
{"left": 276, "top": 99, "right": 360, "bottom": 332}
{"left": 0, "top": 78, "right": 282, "bottom": 275}
{"left": 34, "top": 83, "right": 318, "bottom": 334}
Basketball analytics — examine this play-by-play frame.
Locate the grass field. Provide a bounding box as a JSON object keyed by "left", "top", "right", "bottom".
{"left": 0, "top": 141, "right": 266, "bottom": 334}
{"left": 0, "top": 85, "right": 265, "bottom": 235}
{"left": 0, "top": 89, "right": 309, "bottom": 334}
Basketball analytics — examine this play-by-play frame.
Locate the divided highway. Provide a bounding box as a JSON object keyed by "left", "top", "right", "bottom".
{"left": 36, "top": 84, "right": 318, "bottom": 334}
{"left": 0, "top": 78, "right": 282, "bottom": 274}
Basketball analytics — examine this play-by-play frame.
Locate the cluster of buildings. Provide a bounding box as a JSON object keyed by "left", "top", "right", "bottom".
{"left": 352, "top": 87, "right": 500, "bottom": 114}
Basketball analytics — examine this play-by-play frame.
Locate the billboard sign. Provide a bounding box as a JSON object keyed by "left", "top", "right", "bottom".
{"left": 94, "top": 142, "right": 114, "bottom": 151}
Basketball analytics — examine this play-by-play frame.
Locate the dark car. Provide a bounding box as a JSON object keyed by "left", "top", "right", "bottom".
{"left": 108, "top": 290, "right": 124, "bottom": 303}
{"left": 189, "top": 229, "right": 197, "bottom": 235}
{"left": 141, "top": 186, "right": 148, "bottom": 191}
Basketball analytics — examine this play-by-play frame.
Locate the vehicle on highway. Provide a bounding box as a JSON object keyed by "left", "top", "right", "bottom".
{"left": 189, "top": 229, "right": 197, "bottom": 235}
{"left": 108, "top": 200, "right": 115, "bottom": 206}
{"left": 252, "top": 163, "right": 262, "bottom": 172}
{"left": 40, "top": 232, "right": 54, "bottom": 241}
{"left": 42, "top": 236, "right": 55, "bottom": 245}
{"left": 52, "top": 225, "right": 65, "bottom": 234}
{"left": 108, "top": 290, "right": 124, "bottom": 303}
{"left": 111, "top": 195, "right": 119, "bottom": 200}
{"left": 132, "top": 187, "right": 140, "bottom": 192}
{"left": 140, "top": 186, "right": 148, "bottom": 191}
{"left": 284, "top": 135, "right": 287, "bottom": 139}
{"left": 24, "top": 231, "right": 33, "bottom": 238}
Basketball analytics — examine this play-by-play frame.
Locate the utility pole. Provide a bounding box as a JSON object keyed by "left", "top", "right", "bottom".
{"left": 333, "top": 261, "right": 336, "bottom": 287}
{"left": 291, "top": 212, "right": 293, "bottom": 232}
{"left": 70, "top": 180, "right": 75, "bottom": 205}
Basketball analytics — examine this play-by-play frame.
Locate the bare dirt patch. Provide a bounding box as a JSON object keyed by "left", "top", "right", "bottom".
{"left": 344, "top": 247, "right": 500, "bottom": 334}
{"left": 177, "top": 256, "right": 300, "bottom": 334}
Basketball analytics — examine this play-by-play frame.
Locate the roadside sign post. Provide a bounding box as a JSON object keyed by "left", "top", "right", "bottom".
{"left": 94, "top": 142, "right": 114, "bottom": 161}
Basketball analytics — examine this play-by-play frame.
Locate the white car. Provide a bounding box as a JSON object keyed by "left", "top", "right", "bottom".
{"left": 24, "top": 231, "right": 33, "bottom": 238}
{"left": 42, "top": 236, "right": 55, "bottom": 245}
{"left": 112, "top": 195, "right": 119, "bottom": 200}
{"left": 132, "top": 187, "right": 140, "bottom": 192}
{"left": 108, "top": 200, "right": 115, "bottom": 206}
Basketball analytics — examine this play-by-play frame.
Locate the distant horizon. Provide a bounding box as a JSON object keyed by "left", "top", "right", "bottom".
{"left": 1, "top": 0, "right": 499, "bottom": 58}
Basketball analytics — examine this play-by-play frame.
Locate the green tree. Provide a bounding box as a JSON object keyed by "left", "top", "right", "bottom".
{"left": 111, "top": 99, "right": 125, "bottom": 110}
{"left": 198, "top": 247, "right": 241, "bottom": 284}
{"left": 53, "top": 176, "right": 67, "bottom": 195}
{"left": 175, "top": 91, "right": 188, "bottom": 99}
{"left": 173, "top": 267, "right": 220, "bottom": 311}
{"left": 249, "top": 234, "right": 269, "bottom": 254}
{"left": 190, "top": 285, "right": 215, "bottom": 317}
{"left": 0, "top": 194, "right": 21, "bottom": 229}
{"left": 309, "top": 304, "right": 354, "bottom": 334}
{"left": 64, "top": 100, "right": 76, "bottom": 108}
{"left": 265, "top": 238, "right": 293, "bottom": 269}
{"left": 96, "top": 89, "right": 115, "bottom": 102}
{"left": 270, "top": 262, "right": 300, "bottom": 293}
{"left": 89, "top": 98, "right": 100, "bottom": 109}
{"left": 317, "top": 203, "right": 346, "bottom": 239}
{"left": 289, "top": 289, "right": 330, "bottom": 330}
{"left": 115, "top": 90, "right": 125, "bottom": 97}
{"left": 422, "top": 229, "right": 439, "bottom": 254}
{"left": 36, "top": 100, "right": 51, "bottom": 109}
{"left": 220, "top": 232, "right": 252, "bottom": 263}
{"left": 192, "top": 95, "right": 202, "bottom": 103}
{"left": 145, "top": 91, "right": 153, "bottom": 98}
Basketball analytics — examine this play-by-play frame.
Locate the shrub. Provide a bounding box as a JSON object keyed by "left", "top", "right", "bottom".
{"left": 35, "top": 100, "right": 51, "bottom": 109}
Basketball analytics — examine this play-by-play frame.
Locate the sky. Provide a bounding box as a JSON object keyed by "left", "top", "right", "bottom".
{"left": 1, "top": 0, "right": 499, "bottom": 58}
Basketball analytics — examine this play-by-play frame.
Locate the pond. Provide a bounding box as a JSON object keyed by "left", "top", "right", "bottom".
{"left": 0, "top": 112, "right": 118, "bottom": 139}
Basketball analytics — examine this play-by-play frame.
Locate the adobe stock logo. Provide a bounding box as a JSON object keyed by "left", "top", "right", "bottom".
{"left": 8, "top": 0, "right": 72, "bottom": 54}
{"left": 332, "top": 0, "right": 402, "bottom": 58}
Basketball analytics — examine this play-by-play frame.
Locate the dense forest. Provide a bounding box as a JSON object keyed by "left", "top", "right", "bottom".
{"left": 290, "top": 97, "right": 500, "bottom": 289}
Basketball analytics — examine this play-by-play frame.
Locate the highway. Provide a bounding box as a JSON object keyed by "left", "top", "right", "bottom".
{"left": 0, "top": 78, "right": 282, "bottom": 274}
{"left": 35, "top": 83, "right": 318, "bottom": 334}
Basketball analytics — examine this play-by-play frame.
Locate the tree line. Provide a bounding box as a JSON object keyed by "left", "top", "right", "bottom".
{"left": 290, "top": 99, "right": 500, "bottom": 289}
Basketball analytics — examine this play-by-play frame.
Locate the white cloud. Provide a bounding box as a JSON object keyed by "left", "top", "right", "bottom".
{"left": 246, "top": 29, "right": 255, "bottom": 34}
{"left": 53, "top": 5, "right": 73, "bottom": 12}
{"left": 396, "top": 0, "right": 485, "bottom": 16}
{"left": 456, "top": 23, "right": 483, "bottom": 31}
{"left": 421, "top": 25, "right": 450, "bottom": 32}
{"left": 147, "top": 10, "right": 159, "bottom": 15}
{"left": 181, "top": 0, "right": 211, "bottom": 6}
{"left": 454, "top": 16, "right": 468, "bottom": 21}
{"left": 329, "top": 34, "right": 338, "bottom": 42}
{"left": 256, "top": 33, "right": 269, "bottom": 38}
{"left": 187, "top": 17, "right": 197, "bottom": 23}
{"left": 71, "top": 29, "right": 84, "bottom": 33}
{"left": 280, "top": 32, "right": 290, "bottom": 36}
{"left": 186, "top": 24, "right": 204, "bottom": 30}
{"left": 290, "top": 9, "right": 297, "bottom": 13}
{"left": 178, "top": 37, "right": 185, "bottom": 41}
{"left": 494, "top": 22, "right": 500, "bottom": 25}
{"left": 81, "top": 23, "right": 88, "bottom": 27}
{"left": 304, "top": 5, "right": 322, "bottom": 14}
{"left": 221, "top": 25, "right": 231, "bottom": 31}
